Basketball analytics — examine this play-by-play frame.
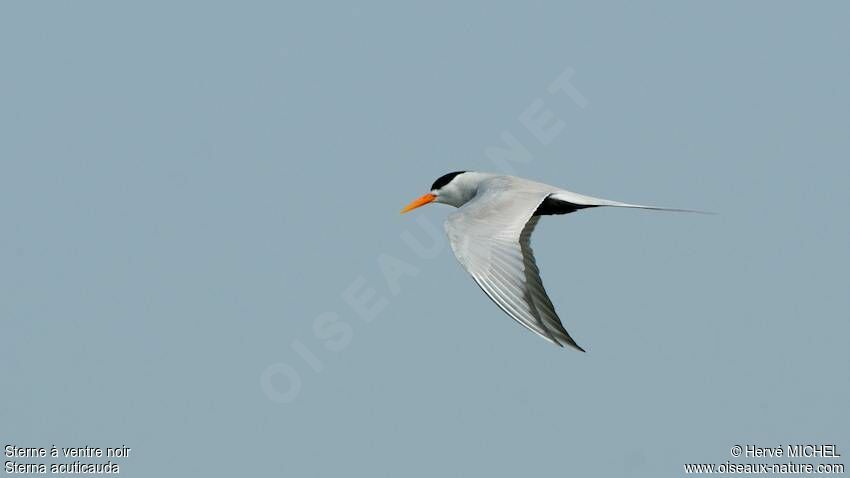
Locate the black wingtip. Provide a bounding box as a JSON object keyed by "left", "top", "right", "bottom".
{"left": 565, "top": 339, "right": 586, "bottom": 352}
{"left": 554, "top": 338, "right": 586, "bottom": 352}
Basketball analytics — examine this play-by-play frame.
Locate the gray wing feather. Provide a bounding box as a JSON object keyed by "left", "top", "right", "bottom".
{"left": 444, "top": 177, "right": 585, "bottom": 350}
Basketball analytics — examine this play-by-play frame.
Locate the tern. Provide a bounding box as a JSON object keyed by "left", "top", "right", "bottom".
{"left": 401, "top": 171, "right": 703, "bottom": 351}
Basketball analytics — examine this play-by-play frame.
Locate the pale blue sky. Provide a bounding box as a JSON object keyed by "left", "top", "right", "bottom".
{"left": 2, "top": 2, "right": 848, "bottom": 476}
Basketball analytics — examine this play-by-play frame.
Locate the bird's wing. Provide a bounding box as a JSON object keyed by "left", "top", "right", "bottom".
{"left": 444, "top": 177, "right": 585, "bottom": 350}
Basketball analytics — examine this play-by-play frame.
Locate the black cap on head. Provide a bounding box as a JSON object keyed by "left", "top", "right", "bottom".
{"left": 431, "top": 171, "right": 466, "bottom": 191}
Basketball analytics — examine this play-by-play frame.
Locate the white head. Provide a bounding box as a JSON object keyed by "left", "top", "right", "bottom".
{"left": 400, "top": 171, "right": 486, "bottom": 213}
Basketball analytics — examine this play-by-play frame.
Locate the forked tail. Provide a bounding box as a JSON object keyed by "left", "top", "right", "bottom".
{"left": 549, "top": 191, "right": 713, "bottom": 215}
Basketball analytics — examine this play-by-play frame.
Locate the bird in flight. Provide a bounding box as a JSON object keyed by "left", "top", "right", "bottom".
{"left": 401, "top": 171, "right": 703, "bottom": 351}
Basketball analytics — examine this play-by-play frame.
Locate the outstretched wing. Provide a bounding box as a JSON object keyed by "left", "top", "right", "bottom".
{"left": 444, "top": 177, "right": 585, "bottom": 350}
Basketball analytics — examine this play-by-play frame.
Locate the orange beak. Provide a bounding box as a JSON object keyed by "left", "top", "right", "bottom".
{"left": 400, "top": 193, "right": 436, "bottom": 214}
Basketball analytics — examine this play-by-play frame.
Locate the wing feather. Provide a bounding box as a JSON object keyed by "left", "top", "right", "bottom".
{"left": 444, "top": 177, "right": 585, "bottom": 350}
